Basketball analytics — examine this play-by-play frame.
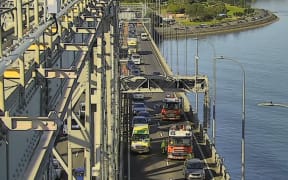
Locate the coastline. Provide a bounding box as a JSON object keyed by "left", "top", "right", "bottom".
{"left": 155, "top": 9, "right": 279, "bottom": 38}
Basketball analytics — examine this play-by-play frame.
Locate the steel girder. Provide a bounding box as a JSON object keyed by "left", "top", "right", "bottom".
{"left": 120, "top": 74, "right": 209, "bottom": 93}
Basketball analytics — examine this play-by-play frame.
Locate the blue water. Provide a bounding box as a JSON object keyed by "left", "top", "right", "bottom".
{"left": 159, "top": 0, "right": 288, "bottom": 179}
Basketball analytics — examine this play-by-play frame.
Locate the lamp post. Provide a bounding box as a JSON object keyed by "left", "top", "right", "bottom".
{"left": 214, "top": 56, "right": 246, "bottom": 180}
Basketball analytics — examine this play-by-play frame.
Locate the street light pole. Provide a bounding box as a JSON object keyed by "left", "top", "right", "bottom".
{"left": 195, "top": 38, "right": 199, "bottom": 113}
{"left": 214, "top": 56, "right": 246, "bottom": 180}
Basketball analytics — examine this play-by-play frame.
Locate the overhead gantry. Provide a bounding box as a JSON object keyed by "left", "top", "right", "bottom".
{"left": 121, "top": 74, "right": 209, "bottom": 93}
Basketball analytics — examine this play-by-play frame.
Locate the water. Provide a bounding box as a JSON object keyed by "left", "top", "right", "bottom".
{"left": 159, "top": 1, "right": 288, "bottom": 179}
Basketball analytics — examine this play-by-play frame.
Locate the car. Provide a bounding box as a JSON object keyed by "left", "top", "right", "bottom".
{"left": 132, "top": 93, "right": 145, "bottom": 101}
{"left": 127, "top": 60, "right": 136, "bottom": 70}
{"left": 132, "top": 102, "right": 147, "bottom": 115}
{"left": 136, "top": 111, "right": 152, "bottom": 124}
{"left": 131, "top": 116, "right": 149, "bottom": 128}
{"left": 140, "top": 32, "right": 149, "bottom": 41}
{"left": 73, "top": 167, "right": 85, "bottom": 180}
{"left": 52, "top": 158, "right": 62, "bottom": 179}
{"left": 130, "top": 53, "right": 141, "bottom": 65}
{"left": 152, "top": 71, "right": 161, "bottom": 75}
{"left": 183, "top": 158, "right": 205, "bottom": 180}
{"left": 131, "top": 68, "right": 141, "bottom": 76}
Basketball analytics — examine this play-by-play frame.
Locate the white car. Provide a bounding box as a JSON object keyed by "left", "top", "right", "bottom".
{"left": 130, "top": 53, "right": 141, "bottom": 65}
{"left": 132, "top": 93, "right": 145, "bottom": 100}
{"left": 140, "top": 32, "right": 149, "bottom": 41}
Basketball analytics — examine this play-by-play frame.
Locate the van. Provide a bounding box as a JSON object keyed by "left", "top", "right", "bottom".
{"left": 131, "top": 124, "right": 150, "bottom": 153}
{"left": 140, "top": 32, "right": 148, "bottom": 41}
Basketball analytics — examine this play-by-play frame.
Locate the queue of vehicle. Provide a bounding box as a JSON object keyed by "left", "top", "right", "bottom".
{"left": 122, "top": 22, "right": 206, "bottom": 179}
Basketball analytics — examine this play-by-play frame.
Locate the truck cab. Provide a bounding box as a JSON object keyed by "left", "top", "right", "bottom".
{"left": 167, "top": 124, "right": 194, "bottom": 160}
{"left": 161, "top": 93, "right": 183, "bottom": 120}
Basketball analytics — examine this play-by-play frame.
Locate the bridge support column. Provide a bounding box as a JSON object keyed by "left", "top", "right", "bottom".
{"left": 84, "top": 60, "right": 92, "bottom": 179}
{"left": 93, "top": 36, "right": 103, "bottom": 180}
{"left": 13, "top": 0, "right": 18, "bottom": 36}
{"left": 0, "top": 75, "right": 4, "bottom": 112}
{"left": 0, "top": 21, "right": 2, "bottom": 57}
{"left": 104, "top": 25, "right": 114, "bottom": 180}
{"left": 34, "top": 0, "right": 39, "bottom": 26}
{"left": 16, "top": 0, "right": 23, "bottom": 39}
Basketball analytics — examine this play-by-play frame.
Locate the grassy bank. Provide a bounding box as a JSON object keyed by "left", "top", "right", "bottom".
{"left": 155, "top": 9, "right": 279, "bottom": 38}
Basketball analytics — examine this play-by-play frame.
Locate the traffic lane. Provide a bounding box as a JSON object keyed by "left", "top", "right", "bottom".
{"left": 138, "top": 40, "right": 165, "bottom": 75}
{"left": 130, "top": 122, "right": 185, "bottom": 180}
{"left": 129, "top": 88, "right": 212, "bottom": 180}
{"left": 130, "top": 93, "right": 185, "bottom": 180}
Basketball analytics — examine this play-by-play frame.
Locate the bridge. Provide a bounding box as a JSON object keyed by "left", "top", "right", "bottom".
{"left": 0, "top": 1, "right": 230, "bottom": 180}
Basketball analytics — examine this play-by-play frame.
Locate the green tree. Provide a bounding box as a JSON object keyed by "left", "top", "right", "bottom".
{"left": 185, "top": 3, "right": 205, "bottom": 18}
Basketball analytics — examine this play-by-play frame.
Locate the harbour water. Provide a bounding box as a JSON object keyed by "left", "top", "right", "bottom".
{"left": 159, "top": 0, "right": 288, "bottom": 179}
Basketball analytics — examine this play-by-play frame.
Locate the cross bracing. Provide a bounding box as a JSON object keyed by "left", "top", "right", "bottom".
{"left": 120, "top": 74, "right": 209, "bottom": 93}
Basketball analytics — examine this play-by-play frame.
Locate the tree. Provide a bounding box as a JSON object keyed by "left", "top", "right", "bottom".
{"left": 185, "top": 3, "right": 205, "bottom": 18}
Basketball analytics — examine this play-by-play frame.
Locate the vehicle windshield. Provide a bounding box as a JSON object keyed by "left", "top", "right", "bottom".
{"left": 133, "top": 117, "right": 148, "bottom": 124}
{"left": 134, "top": 103, "right": 145, "bottom": 108}
{"left": 163, "top": 102, "right": 179, "bottom": 110}
{"left": 132, "top": 55, "right": 140, "bottom": 59}
{"left": 186, "top": 161, "right": 203, "bottom": 169}
{"left": 131, "top": 134, "right": 149, "bottom": 141}
{"left": 169, "top": 137, "right": 191, "bottom": 146}
{"left": 138, "top": 111, "right": 150, "bottom": 117}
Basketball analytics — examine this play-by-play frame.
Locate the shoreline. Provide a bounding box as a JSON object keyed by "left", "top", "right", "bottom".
{"left": 155, "top": 9, "right": 279, "bottom": 38}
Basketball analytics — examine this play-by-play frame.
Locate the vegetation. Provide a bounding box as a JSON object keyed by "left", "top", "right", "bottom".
{"left": 121, "top": 0, "right": 256, "bottom": 25}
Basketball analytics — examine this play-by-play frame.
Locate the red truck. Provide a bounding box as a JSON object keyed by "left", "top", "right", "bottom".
{"left": 161, "top": 94, "right": 183, "bottom": 121}
{"left": 167, "top": 124, "right": 194, "bottom": 160}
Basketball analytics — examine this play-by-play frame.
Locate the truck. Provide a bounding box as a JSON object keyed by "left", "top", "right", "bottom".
{"left": 130, "top": 124, "right": 150, "bottom": 154}
{"left": 167, "top": 124, "right": 194, "bottom": 160}
{"left": 161, "top": 93, "right": 183, "bottom": 121}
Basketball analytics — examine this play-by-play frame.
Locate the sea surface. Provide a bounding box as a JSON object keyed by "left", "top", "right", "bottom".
{"left": 159, "top": 0, "right": 288, "bottom": 179}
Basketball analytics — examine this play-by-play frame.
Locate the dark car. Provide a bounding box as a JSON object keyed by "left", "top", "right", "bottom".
{"left": 132, "top": 102, "right": 147, "bottom": 115}
{"left": 131, "top": 116, "right": 149, "bottom": 128}
{"left": 127, "top": 60, "right": 136, "bottom": 70}
{"left": 131, "top": 68, "right": 141, "bottom": 76}
{"left": 136, "top": 111, "right": 152, "bottom": 124}
{"left": 183, "top": 158, "right": 205, "bottom": 180}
